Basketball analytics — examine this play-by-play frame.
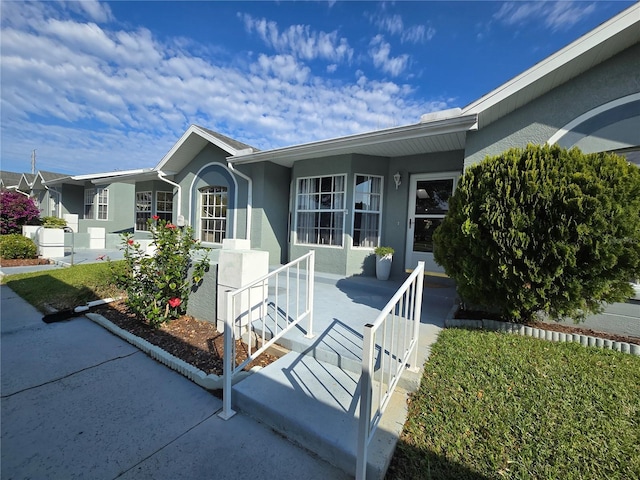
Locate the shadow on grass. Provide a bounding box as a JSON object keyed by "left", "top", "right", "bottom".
{"left": 5, "top": 274, "right": 106, "bottom": 312}
{"left": 387, "top": 440, "right": 491, "bottom": 480}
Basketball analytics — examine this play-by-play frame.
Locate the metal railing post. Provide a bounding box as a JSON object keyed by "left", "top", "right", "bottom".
{"left": 219, "top": 290, "right": 236, "bottom": 420}
{"left": 410, "top": 262, "right": 425, "bottom": 371}
{"left": 356, "top": 323, "right": 375, "bottom": 480}
{"left": 305, "top": 250, "right": 315, "bottom": 339}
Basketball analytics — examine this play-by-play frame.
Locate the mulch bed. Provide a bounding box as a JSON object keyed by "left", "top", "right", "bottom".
{"left": 0, "top": 257, "right": 51, "bottom": 267}
{"left": 94, "top": 300, "right": 280, "bottom": 376}
{"left": 456, "top": 308, "right": 640, "bottom": 345}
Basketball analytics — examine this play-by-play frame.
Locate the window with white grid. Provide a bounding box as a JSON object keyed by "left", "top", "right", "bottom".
{"left": 135, "top": 191, "right": 152, "bottom": 230}
{"left": 353, "top": 175, "right": 382, "bottom": 248}
{"left": 200, "top": 186, "right": 227, "bottom": 243}
{"left": 156, "top": 191, "right": 173, "bottom": 223}
{"left": 295, "top": 175, "right": 345, "bottom": 247}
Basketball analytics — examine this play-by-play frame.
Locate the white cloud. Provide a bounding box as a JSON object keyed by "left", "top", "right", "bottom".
{"left": 0, "top": 2, "right": 451, "bottom": 174}
{"left": 369, "top": 35, "right": 409, "bottom": 77}
{"left": 368, "top": 12, "right": 436, "bottom": 44}
{"left": 494, "top": 1, "right": 597, "bottom": 31}
{"left": 239, "top": 13, "right": 353, "bottom": 64}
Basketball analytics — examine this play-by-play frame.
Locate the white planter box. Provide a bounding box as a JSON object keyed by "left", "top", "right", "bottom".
{"left": 38, "top": 228, "right": 65, "bottom": 258}
{"left": 376, "top": 255, "right": 392, "bottom": 281}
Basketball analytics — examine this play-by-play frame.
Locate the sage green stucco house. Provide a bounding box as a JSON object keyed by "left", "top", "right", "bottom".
{"left": 46, "top": 3, "right": 640, "bottom": 277}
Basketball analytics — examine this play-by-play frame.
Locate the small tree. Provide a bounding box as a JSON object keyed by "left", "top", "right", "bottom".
{"left": 433, "top": 144, "right": 640, "bottom": 322}
{"left": 113, "top": 218, "right": 210, "bottom": 328}
{"left": 0, "top": 191, "right": 40, "bottom": 234}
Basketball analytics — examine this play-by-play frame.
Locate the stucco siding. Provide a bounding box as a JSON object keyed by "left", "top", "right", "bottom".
{"left": 464, "top": 43, "right": 640, "bottom": 168}
{"left": 242, "top": 161, "right": 291, "bottom": 265}
{"left": 174, "top": 144, "right": 249, "bottom": 245}
{"left": 385, "top": 150, "right": 465, "bottom": 278}
{"left": 78, "top": 182, "right": 135, "bottom": 233}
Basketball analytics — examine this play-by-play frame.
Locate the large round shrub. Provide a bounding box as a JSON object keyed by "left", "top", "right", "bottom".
{"left": 0, "top": 234, "right": 38, "bottom": 259}
{"left": 0, "top": 191, "right": 40, "bottom": 234}
{"left": 433, "top": 144, "right": 640, "bottom": 322}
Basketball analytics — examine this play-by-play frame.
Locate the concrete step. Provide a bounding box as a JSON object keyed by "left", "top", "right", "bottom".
{"left": 232, "top": 352, "right": 409, "bottom": 479}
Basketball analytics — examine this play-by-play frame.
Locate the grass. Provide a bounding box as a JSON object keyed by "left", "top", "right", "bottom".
{"left": 388, "top": 328, "right": 640, "bottom": 480}
{"left": 1, "top": 262, "right": 124, "bottom": 312}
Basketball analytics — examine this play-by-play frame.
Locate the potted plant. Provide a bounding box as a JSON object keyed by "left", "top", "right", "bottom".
{"left": 374, "top": 246, "right": 394, "bottom": 281}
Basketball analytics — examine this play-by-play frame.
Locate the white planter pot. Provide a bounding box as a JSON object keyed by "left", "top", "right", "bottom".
{"left": 376, "top": 255, "right": 392, "bottom": 281}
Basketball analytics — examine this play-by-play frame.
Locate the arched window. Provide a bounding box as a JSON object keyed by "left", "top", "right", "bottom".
{"left": 200, "top": 186, "right": 227, "bottom": 243}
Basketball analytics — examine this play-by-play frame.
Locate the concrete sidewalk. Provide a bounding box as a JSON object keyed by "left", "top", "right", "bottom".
{"left": 0, "top": 285, "right": 349, "bottom": 480}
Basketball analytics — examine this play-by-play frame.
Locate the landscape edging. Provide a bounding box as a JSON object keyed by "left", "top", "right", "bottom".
{"left": 86, "top": 313, "right": 256, "bottom": 389}
{"left": 444, "top": 305, "right": 640, "bottom": 356}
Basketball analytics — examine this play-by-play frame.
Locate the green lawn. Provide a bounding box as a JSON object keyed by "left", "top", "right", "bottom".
{"left": 1, "top": 262, "right": 124, "bottom": 312}
{"left": 388, "top": 328, "right": 640, "bottom": 480}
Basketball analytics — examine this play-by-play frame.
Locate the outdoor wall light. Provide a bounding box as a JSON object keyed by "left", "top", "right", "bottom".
{"left": 393, "top": 171, "right": 402, "bottom": 190}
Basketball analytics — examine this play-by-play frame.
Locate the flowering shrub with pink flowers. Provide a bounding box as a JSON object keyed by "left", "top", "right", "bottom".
{"left": 113, "top": 218, "right": 210, "bottom": 327}
{"left": 0, "top": 191, "right": 40, "bottom": 234}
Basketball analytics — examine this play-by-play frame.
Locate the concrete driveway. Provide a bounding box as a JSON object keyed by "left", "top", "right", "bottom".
{"left": 0, "top": 285, "right": 348, "bottom": 480}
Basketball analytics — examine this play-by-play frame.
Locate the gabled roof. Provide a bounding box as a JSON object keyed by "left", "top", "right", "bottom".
{"left": 154, "top": 125, "right": 258, "bottom": 174}
{"left": 0, "top": 171, "right": 23, "bottom": 189}
{"left": 462, "top": 2, "right": 640, "bottom": 128}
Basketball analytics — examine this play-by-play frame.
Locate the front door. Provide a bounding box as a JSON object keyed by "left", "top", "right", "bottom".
{"left": 405, "top": 172, "right": 458, "bottom": 274}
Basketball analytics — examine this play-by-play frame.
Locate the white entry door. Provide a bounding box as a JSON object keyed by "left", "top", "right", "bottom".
{"left": 405, "top": 172, "right": 458, "bottom": 274}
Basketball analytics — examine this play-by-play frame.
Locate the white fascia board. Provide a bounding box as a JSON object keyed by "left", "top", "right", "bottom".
{"left": 154, "top": 125, "right": 243, "bottom": 172}
{"left": 462, "top": 2, "right": 640, "bottom": 116}
{"left": 228, "top": 113, "right": 478, "bottom": 165}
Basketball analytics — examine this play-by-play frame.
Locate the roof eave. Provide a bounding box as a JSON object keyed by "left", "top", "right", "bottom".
{"left": 228, "top": 113, "right": 478, "bottom": 166}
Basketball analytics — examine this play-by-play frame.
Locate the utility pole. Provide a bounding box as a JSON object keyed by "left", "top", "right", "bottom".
{"left": 31, "top": 149, "right": 36, "bottom": 174}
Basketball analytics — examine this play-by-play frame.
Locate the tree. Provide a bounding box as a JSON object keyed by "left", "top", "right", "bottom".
{"left": 0, "top": 191, "right": 40, "bottom": 234}
{"left": 433, "top": 144, "right": 640, "bottom": 322}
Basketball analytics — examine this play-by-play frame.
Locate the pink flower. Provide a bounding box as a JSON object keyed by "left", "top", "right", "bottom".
{"left": 96, "top": 254, "right": 106, "bottom": 261}
{"left": 168, "top": 297, "right": 181, "bottom": 308}
{"left": 127, "top": 239, "right": 134, "bottom": 245}
{"left": 152, "top": 215, "right": 160, "bottom": 220}
{"left": 166, "top": 223, "right": 176, "bottom": 229}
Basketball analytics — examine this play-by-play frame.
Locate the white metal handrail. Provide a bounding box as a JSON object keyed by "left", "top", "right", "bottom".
{"left": 356, "top": 261, "right": 425, "bottom": 479}
{"left": 219, "top": 250, "right": 315, "bottom": 420}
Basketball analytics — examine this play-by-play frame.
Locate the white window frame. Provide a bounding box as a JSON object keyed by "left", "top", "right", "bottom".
{"left": 156, "top": 191, "right": 173, "bottom": 223}
{"left": 294, "top": 174, "right": 346, "bottom": 248}
{"left": 200, "top": 186, "right": 227, "bottom": 244}
{"left": 135, "top": 191, "right": 152, "bottom": 231}
{"left": 84, "top": 187, "right": 109, "bottom": 220}
{"left": 352, "top": 174, "right": 383, "bottom": 249}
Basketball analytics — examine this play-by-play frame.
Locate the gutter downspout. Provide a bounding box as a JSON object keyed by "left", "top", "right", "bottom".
{"left": 43, "top": 184, "right": 62, "bottom": 217}
{"left": 227, "top": 162, "right": 252, "bottom": 242}
{"left": 157, "top": 171, "right": 182, "bottom": 224}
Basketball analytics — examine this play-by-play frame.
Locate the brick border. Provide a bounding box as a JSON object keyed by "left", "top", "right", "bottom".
{"left": 86, "top": 313, "right": 257, "bottom": 389}
{"left": 444, "top": 305, "right": 640, "bottom": 356}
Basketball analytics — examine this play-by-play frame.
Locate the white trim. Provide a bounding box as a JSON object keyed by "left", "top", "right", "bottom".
{"left": 293, "top": 173, "right": 347, "bottom": 248}
{"left": 351, "top": 173, "right": 384, "bottom": 250}
{"left": 156, "top": 125, "right": 251, "bottom": 172}
{"left": 547, "top": 93, "right": 640, "bottom": 146}
{"left": 462, "top": 3, "right": 640, "bottom": 117}
{"left": 228, "top": 114, "right": 478, "bottom": 166}
{"left": 157, "top": 171, "right": 181, "bottom": 221}
{"left": 405, "top": 171, "right": 460, "bottom": 272}
{"left": 188, "top": 162, "right": 238, "bottom": 241}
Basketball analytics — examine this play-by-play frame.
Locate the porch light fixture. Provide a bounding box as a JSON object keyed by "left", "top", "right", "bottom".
{"left": 393, "top": 171, "right": 402, "bottom": 190}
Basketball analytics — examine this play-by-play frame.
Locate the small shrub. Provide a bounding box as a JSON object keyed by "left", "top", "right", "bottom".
{"left": 112, "top": 218, "right": 210, "bottom": 328}
{"left": 374, "top": 246, "right": 394, "bottom": 257}
{"left": 433, "top": 144, "right": 640, "bottom": 322}
{"left": 0, "top": 234, "right": 38, "bottom": 259}
{"left": 0, "top": 191, "right": 40, "bottom": 234}
{"left": 41, "top": 216, "right": 67, "bottom": 228}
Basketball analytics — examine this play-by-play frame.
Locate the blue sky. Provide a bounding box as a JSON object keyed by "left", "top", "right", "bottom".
{"left": 0, "top": 1, "right": 634, "bottom": 175}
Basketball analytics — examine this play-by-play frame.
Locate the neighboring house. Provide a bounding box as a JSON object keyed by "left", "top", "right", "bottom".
{"left": 16, "top": 4, "right": 639, "bottom": 278}
{"left": 0, "top": 171, "right": 23, "bottom": 191}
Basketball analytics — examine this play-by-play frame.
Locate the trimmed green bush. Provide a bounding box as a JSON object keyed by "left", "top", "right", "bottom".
{"left": 41, "top": 216, "right": 67, "bottom": 228}
{"left": 433, "top": 144, "right": 640, "bottom": 322}
{"left": 0, "top": 234, "right": 38, "bottom": 259}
